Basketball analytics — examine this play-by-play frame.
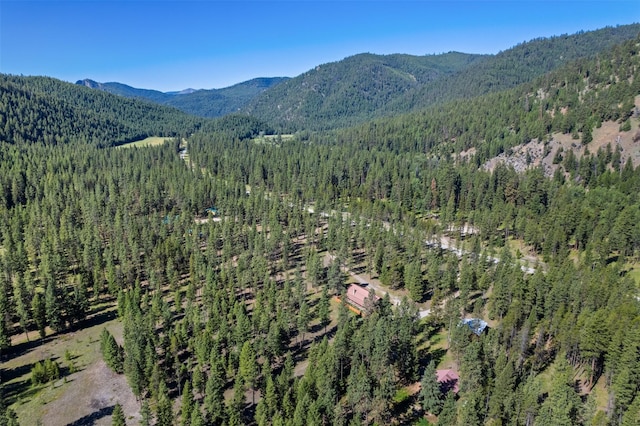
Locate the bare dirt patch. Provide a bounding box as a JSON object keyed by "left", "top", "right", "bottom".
{"left": 5, "top": 308, "right": 140, "bottom": 426}
{"left": 44, "top": 359, "right": 141, "bottom": 426}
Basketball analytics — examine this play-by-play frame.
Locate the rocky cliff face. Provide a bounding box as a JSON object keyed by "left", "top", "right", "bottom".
{"left": 75, "top": 79, "right": 104, "bottom": 89}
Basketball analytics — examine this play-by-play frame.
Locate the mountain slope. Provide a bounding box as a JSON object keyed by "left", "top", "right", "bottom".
{"left": 331, "top": 33, "right": 640, "bottom": 170}
{"left": 244, "top": 23, "right": 640, "bottom": 131}
{"left": 77, "top": 77, "right": 288, "bottom": 118}
{"left": 1, "top": 75, "right": 203, "bottom": 147}
{"left": 76, "top": 79, "right": 172, "bottom": 103}
{"left": 243, "top": 51, "right": 487, "bottom": 130}
{"left": 400, "top": 23, "right": 640, "bottom": 111}
{"left": 168, "top": 77, "right": 288, "bottom": 117}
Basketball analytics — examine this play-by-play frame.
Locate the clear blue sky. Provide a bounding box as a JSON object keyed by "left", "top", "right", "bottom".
{"left": 1, "top": 1, "right": 638, "bottom": 91}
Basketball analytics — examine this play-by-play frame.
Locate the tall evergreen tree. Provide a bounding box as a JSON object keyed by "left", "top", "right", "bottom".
{"left": 239, "top": 340, "right": 258, "bottom": 405}
{"left": 420, "top": 360, "right": 443, "bottom": 415}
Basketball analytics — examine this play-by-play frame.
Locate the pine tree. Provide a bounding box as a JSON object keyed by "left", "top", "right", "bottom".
{"left": 31, "top": 291, "right": 46, "bottom": 339}
{"left": 297, "top": 300, "right": 310, "bottom": 347}
{"left": 139, "top": 398, "right": 152, "bottom": 426}
{"left": 0, "top": 287, "right": 10, "bottom": 354}
{"left": 45, "top": 280, "right": 64, "bottom": 332}
{"left": 317, "top": 286, "right": 331, "bottom": 334}
{"left": 622, "top": 395, "right": 640, "bottom": 426}
{"left": 100, "top": 328, "right": 124, "bottom": 373}
{"left": 13, "top": 272, "right": 31, "bottom": 341}
{"left": 239, "top": 340, "right": 258, "bottom": 405}
{"left": 437, "top": 391, "right": 457, "bottom": 425}
{"left": 227, "top": 375, "right": 245, "bottom": 426}
{"left": 181, "top": 380, "right": 194, "bottom": 426}
{"left": 405, "top": 260, "right": 424, "bottom": 302}
{"left": 192, "top": 365, "right": 204, "bottom": 396}
{"left": 111, "top": 403, "right": 126, "bottom": 426}
{"left": 487, "top": 352, "right": 516, "bottom": 422}
{"left": 156, "top": 381, "right": 173, "bottom": 426}
{"left": 420, "top": 361, "right": 443, "bottom": 415}
{"left": 204, "top": 362, "right": 226, "bottom": 424}
{"left": 306, "top": 250, "right": 322, "bottom": 289}
{"left": 189, "top": 402, "right": 204, "bottom": 426}
{"left": 535, "top": 357, "right": 581, "bottom": 426}
{"left": 347, "top": 361, "right": 372, "bottom": 422}
{"left": 327, "top": 259, "right": 344, "bottom": 295}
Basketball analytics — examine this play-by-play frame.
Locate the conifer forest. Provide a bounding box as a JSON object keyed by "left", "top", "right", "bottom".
{"left": 1, "top": 24, "right": 640, "bottom": 426}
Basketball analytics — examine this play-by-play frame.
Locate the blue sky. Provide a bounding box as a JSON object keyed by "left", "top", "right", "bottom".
{"left": 1, "top": 1, "right": 638, "bottom": 91}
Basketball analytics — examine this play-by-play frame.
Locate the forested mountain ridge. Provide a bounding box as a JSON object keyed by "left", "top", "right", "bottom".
{"left": 398, "top": 23, "right": 640, "bottom": 111}
{"left": 77, "top": 76, "right": 289, "bottom": 118}
{"left": 0, "top": 74, "right": 276, "bottom": 153}
{"left": 0, "top": 74, "right": 205, "bottom": 147}
{"left": 245, "top": 23, "right": 640, "bottom": 131}
{"left": 77, "top": 78, "right": 172, "bottom": 103}
{"left": 331, "top": 32, "right": 640, "bottom": 169}
{"left": 242, "top": 51, "right": 487, "bottom": 130}
{"left": 72, "top": 24, "right": 640, "bottom": 132}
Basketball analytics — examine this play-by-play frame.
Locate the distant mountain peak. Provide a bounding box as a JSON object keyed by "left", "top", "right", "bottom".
{"left": 76, "top": 79, "right": 104, "bottom": 89}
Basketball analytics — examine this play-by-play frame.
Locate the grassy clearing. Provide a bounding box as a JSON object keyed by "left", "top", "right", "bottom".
{"left": 117, "top": 136, "right": 171, "bottom": 148}
{"left": 429, "top": 330, "right": 456, "bottom": 370}
{"left": 629, "top": 269, "right": 640, "bottom": 286}
{"left": 251, "top": 134, "right": 295, "bottom": 145}
{"left": 626, "top": 261, "right": 640, "bottom": 286}
{"left": 506, "top": 238, "right": 528, "bottom": 258}
{"left": 535, "top": 360, "right": 557, "bottom": 395}
{"left": 4, "top": 305, "right": 139, "bottom": 426}
{"left": 591, "top": 374, "right": 610, "bottom": 411}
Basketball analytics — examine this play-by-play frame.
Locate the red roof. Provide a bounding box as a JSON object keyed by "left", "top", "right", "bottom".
{"left": 436, "top": 369, "right": 460, "bottom": 394}
{"left": 345, "top": 284, "right": 379, "bottom": 309}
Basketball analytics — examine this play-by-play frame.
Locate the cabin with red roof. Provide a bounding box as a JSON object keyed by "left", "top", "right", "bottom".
{"left": 436, "top": 369, "right": 460, "bottom": 394}
{"left": 345, "top": 284, "right": 380, "bottom": 312}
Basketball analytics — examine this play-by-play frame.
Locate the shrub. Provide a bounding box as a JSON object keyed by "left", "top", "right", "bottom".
{"left": 31, "top": 358, "right": 60, "bottom": 385}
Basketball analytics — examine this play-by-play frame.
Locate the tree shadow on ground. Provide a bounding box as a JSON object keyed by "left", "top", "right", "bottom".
{"left": 424, "top": 348, "right": 447, "bottom": 370}
{"left": 66, "top": 405, "right": 114, "bottom": 426}
{"left": 4, "top": 305, "right": 117, "bottom": 362}
{"left": 393, "top": 394, "right": 423, "bottom": 426}
{"left": 3, "top": 356, "right": 78, "bottom": 406}
{"left": 68, "top": 308, "right": 118, "bottom": 333}
{"left": 3, "top": 378, "right": 35, "bottom": 407}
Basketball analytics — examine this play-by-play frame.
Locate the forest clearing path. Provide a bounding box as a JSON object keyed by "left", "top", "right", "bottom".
{"left": 426, "top": 234, "right": 539, "bottom": 274}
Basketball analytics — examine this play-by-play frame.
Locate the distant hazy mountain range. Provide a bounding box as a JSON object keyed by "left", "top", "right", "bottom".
{"left": 77, "top": 23, "right": 640, "bottom": 131}
{"left": 76, "top": 77, "right": 289, "bottom": 118}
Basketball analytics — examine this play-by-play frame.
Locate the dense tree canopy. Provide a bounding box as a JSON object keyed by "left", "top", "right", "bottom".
{"left": 1, "top": 28, "right": 640, "bottom": 426}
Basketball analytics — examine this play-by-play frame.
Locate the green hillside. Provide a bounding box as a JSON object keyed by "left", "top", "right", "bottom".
{"left": 243, "top": 51, "right": 487, "bottom": 130}
{"left": 76, "top": 78, "right": 172, "bottom": 103}
{"left": 401, "top": 23, "right": 640, "bottom": 111}
{"left": 164, "top": 77, "right": 287, "bottom": 118}
{"left": 333, "top": 32, "right": 640, "bottom": 163}
{"left": 1, "top": 75, "right": 202, "bottom": 147}
{"left": 246, "top": 23, "right": 640, "bottom": 131}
